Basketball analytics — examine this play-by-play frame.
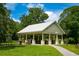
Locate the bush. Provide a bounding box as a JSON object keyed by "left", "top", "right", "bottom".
{"left": 64, "top": 38, "right": 69, "bottom": 44}
{"left": 12, "top": 32, "right": 18, "bottom": 41}
{"left": 68, "top": 38, "right": 75, "bottom": 44}
{"left": 64, "top": 38, "right": 76, "bottom": 44}
{"left": 0, "top": 33, "right": 6, "bottom": 43}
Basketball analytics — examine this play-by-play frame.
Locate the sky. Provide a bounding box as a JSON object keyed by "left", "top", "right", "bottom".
{"left": 4, "top": 3, "right": 79, "bottom": 22}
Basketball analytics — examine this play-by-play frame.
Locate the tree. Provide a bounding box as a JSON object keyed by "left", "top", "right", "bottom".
{"left": 59, "top": 6, "right": 79, "bottom": 44}
{"left": 29, "top": 8, "right": 48, "bottom": 23}
{"left": 0, "top": 4, "right": 10, "bottom": 43}
{"left": 68, "top": 21, "right": 79, "bottom": 44}
{"left": 0, "top": 4, "right": 18, "bottom": 43}
{"left": 20, "top": 8, "right": 48, "bottom": 29}
{"left": 12, "top": 32, "right": 18, "bottom": 41}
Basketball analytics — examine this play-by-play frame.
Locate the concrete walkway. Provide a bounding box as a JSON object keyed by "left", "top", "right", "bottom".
{"left": 51, "top": 45, "right": 78, "bottom": 56}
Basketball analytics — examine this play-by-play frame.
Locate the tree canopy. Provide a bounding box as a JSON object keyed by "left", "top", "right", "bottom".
{"left": 0, "top": 4, "right": 18, "bottom": 43}
{"left": 20, "top": 8, "right": 48, "bottom": 29}
{"left": 59, "top": 6, "right": 79, "bottom": 44}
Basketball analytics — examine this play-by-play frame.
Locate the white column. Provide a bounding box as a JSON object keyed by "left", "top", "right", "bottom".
{"left": 41, "top": 33, "right": 44, "bottom": 45}
{"left": 19, "top": 34, "right": 21, "bottom": 41}
{"left": 32, "top": 34, "right": 35, "bottom": 45}
{"left": 38, "top": 35, "right": 39, "bottom": 40}
{"left": 48, "top": 34, "right": 52, "bottom": 45}
{"left": 26, "top": 34, "right": 27, "bottom": 40}
{"left": 20, "top": 34, "right": 22, "bottom": 41}
{"left": 20, "top": 34, "right": 22, "bottom": 40}
{"left": 61, "top": 35, "right": 64, "bottom": 45}
{"left": 38, "top": 35, "right": 39, "bottom": 44}
{"left": 18, "top": 34, "right": 21, "bottom": 44}
{"left": 25, "top": 34, "right": 28, "bottom": 44}
{"left": 55, "top": 34, "right": 59, "bottom": 45}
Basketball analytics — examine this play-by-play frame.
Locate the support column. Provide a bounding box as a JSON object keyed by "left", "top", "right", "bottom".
{"left": 19, "top": 34, "right": 21, "bottom": 41}
{"left": 41, "top": 33, "right": 44, "bottom": 45}
{"left": 48, "top": 34, "right": 52, "bottom": 45}
{"left": 38, "top": 35, "right": 39, "bottom": 40}
{"left": 55, "top": 34, "right": 59, "bottom": 45}
{"left": 19, "top": 34, "right": 22, "bottom": 45}
{"left": 61, "top": 35, "right": 64, "bottom": 45}
{"left": 38, "top": 35, "right": 40, "bottom": 44}
{"left": 18, "top": 34, "right": 21, "bottom": 44}
{"left": 25, "top": 34, "right": 28, "bottom": 44}
{"left": 32, "top": 34, "right": 35, "bottom": 45}
{"left": 20, "top": 34, "right": 22, "bottom": 41}
{"left": 22, "top": 34, "right": 25, "bottom": 45}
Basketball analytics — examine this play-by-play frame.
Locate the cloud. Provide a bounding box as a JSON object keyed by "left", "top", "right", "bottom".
{"left": 27, "top": 3, "right": 44, "bottom": 9}
{"left": 4, "top": 3, "right": 17, "bottom": 11}
{"left": 45, "top": 10, "right": 63, "bottom": 22}
{"left": 12, "top": 18, "right": 20, "bottom": 23}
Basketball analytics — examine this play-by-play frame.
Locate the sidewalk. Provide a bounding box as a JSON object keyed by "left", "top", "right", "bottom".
{"left": 51, "top": 45, "right": 78, "bottom": 56}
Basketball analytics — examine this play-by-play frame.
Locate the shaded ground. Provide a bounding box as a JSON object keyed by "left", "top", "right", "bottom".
{"left": 0, "top": 45, "right": 62, "bottom": 56}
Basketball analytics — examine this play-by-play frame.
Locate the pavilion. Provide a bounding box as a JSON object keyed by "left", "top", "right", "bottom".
{"left": 17, "top": 21, "right": 65, "bottom": 45}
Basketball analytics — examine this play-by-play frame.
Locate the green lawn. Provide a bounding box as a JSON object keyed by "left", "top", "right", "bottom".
{"left": 0, "top": 45, "right": 62, "bottom": 56}
{"left": 61, "top": 44, "right": 79, "bottom": 55}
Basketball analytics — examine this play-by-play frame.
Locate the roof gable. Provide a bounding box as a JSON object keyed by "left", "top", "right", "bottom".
{"left": 43, "top": 22, "right": 65, "bottom": 34}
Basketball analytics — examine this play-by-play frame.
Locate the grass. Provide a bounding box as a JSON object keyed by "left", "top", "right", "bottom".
{"left": 0, "top": 45, "right": 63, "bottom": 56}
{"left": 61, "top": 44, "right": 79, "bottom": 55}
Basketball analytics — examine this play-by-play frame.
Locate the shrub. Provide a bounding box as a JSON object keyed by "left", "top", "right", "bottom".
{"left": 12, "top": 32, "right": 18, "bottom": 41}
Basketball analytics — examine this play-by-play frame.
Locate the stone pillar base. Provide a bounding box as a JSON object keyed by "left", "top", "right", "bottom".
{"left": 61, "top": 35, "right": 64, "bottom": 45}
{"left": 22, "top": 43, "right": 25, "bottom": 45}
{"left": 55, "top": 41, "right": 59, "bottom": 45}
{"left": 55, "top": 35, "right": 59, "bottom": 45}
{"left": 32, "top": 39, "right": 35, "bottom": 45}
{"left": 48, "top": 40, "right": 52, "bottom": 45}
{"left": 41, "top": 40, "right": 44, "bottom": 45}
{"left": 25, "top": 40, "right": 28, "bottom": 44}
{"left": 61, "top": 40, "right": 64, "bottom": 45}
